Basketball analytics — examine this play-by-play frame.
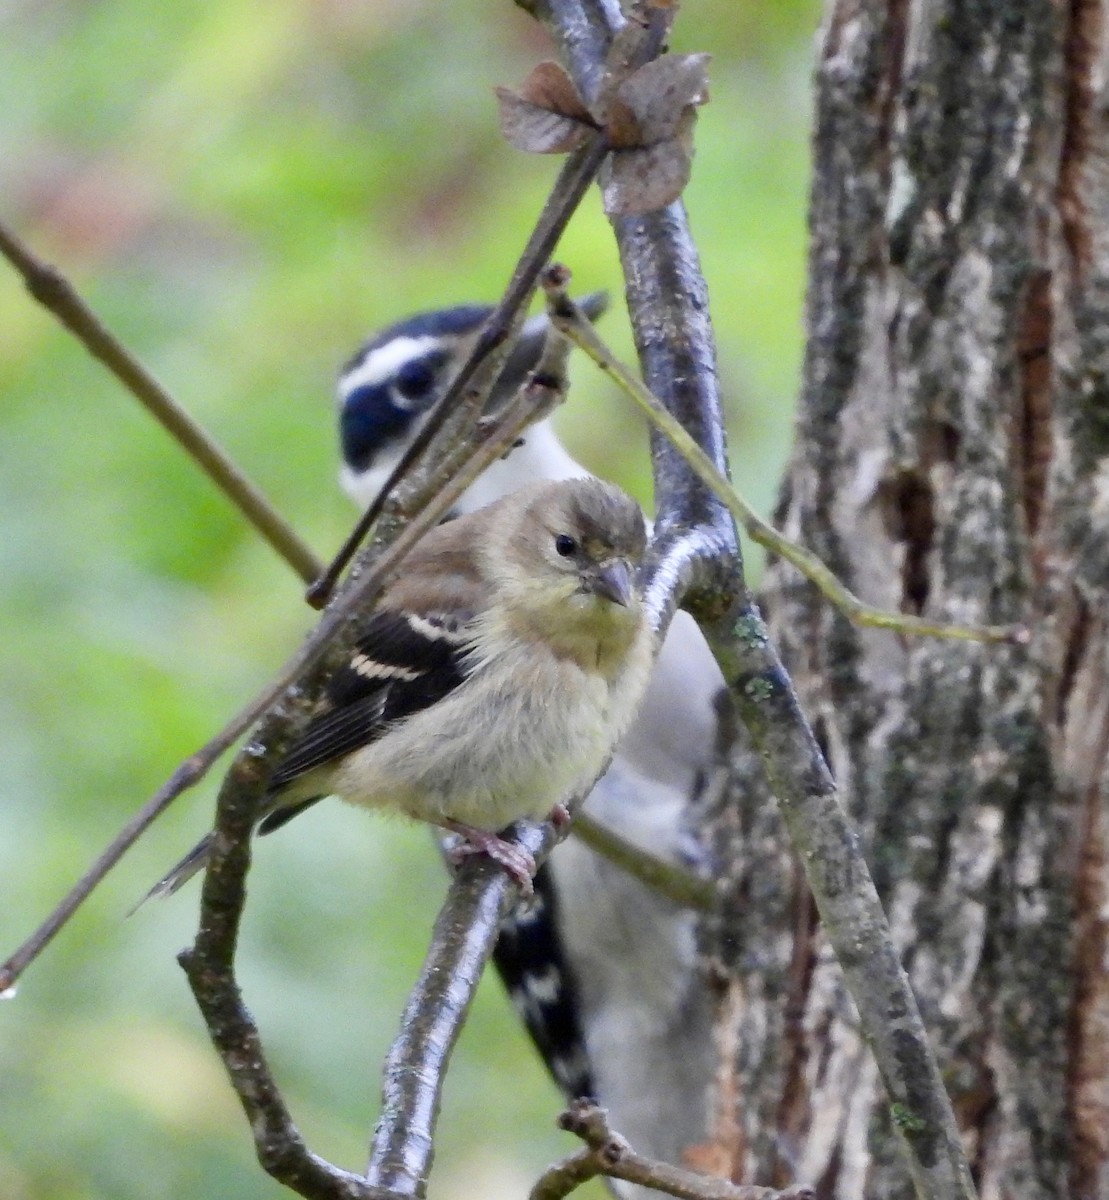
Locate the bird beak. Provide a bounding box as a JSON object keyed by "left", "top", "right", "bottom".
{"left": 590, "top": 559, "right": 634, "bottom": 607}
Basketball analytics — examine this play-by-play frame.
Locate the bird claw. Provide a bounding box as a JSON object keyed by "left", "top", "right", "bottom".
{"left": 444, "top": 824, "right": 536, "bottom": 896}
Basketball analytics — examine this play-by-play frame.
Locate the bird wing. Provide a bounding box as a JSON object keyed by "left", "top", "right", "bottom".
{"left": 259, "top": 510, "right": 498, "bottom": 837}
{"left": 258, "top": 609, "right": 474, "bottom": 835}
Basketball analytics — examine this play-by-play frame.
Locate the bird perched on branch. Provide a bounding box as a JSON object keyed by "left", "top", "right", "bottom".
{"left": 146, "top": 477, "right": 654, "bottom": 900}
{"left": 338, "top": 299, "right": 725, "bottom": 1177}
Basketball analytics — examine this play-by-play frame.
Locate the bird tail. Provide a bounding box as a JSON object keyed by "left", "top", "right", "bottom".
{"left": 128, "top": 832, "right": 213, "bottom": 915}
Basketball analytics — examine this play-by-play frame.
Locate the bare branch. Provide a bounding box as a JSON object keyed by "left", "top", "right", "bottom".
{"left": 0, "top": 702, "right": 277, "bottom": 993}
{"left": 366, "top": 824, "right": 555, "bottom": 1193}
{"left": 0, "top": 218, "right": 322, "bottom": 586}
{"left": 531, "top": 1101, "right": 814, "bottom": 1200}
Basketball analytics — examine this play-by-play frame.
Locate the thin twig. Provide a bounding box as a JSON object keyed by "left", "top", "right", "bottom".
{"left": 305, "top": 137, "right": 609, "bottom": 608}
{"left": 531, "top": 1101, "right": 814, "bottom": 1200}
{"left": 304, "top": 0, "right": 680, "bottom": 608}
{"left": 0, "top": 219, "right": 322, "bottom": 585}
{"left": 544, "top": 279, "right": 1027, "bottom": 647}
{"left": 424, "top": 300, "right": 574, "bottom": 512}
{"left": 0, "top": 722, "right": 255, "bottom": 993}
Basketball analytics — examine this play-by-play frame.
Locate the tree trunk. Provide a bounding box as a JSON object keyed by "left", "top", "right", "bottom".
{"left": 707, "top": 2, "right": 1109, "bottom": 1197}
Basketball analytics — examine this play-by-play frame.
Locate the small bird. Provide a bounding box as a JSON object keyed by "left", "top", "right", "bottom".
{"left": 338, "top": 301, "right": 724, "bottom": 1179}
{"left": 147, "top": 477, "right": 654, "bottom": 898}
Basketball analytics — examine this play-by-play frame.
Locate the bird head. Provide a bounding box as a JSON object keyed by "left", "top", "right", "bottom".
{"left": 337, "top": 296, "right": 608, "bottom": 507}
{"left": 489, "top": 479, "right": 649, "bottom": 657}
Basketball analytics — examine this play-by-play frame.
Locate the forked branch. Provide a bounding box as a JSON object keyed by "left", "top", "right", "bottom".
{"left": 532, "top": 1101, "right": 814, "bottom": 1200}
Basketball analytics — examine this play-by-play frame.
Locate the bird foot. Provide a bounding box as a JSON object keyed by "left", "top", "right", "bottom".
{"left": 443, "top": 822, "right": 536, "bottom": 896}
{"left": 549, "top": 802, "right": 571, "bottom": 832}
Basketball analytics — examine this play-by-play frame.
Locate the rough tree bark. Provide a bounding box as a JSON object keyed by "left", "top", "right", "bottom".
{"left": 706, "top": 3, "right": 1109, "bottom": 1199}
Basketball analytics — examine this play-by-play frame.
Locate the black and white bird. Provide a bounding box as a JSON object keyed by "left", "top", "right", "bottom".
{"left": 338, "top": 301, "right": 725, "bottom": 1175}
{"left": 147, "top": 477, "right": 654, "bottom": 900}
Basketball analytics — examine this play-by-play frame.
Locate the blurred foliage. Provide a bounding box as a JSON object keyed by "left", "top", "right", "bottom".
{"left": 0, "top": 1, "right": 817, "bottom": 1197}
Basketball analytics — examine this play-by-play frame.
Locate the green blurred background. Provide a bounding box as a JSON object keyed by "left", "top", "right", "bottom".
{"left": 0, "top": 2, "right": 816, "bottom": 1197}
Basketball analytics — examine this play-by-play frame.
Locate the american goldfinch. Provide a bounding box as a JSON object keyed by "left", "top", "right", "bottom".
{"left": 338, "top": 303, "right": 723, "bottom": 1176}
{"left": 148, "top": 477, "right": 654, "bottom": 897}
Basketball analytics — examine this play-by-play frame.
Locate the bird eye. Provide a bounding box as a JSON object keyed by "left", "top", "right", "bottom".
{"left": 555, "top": 534, "right": 578, "bottom": 557}
{"left": 395, "top": 359, "right": 436, "bottom": 401}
